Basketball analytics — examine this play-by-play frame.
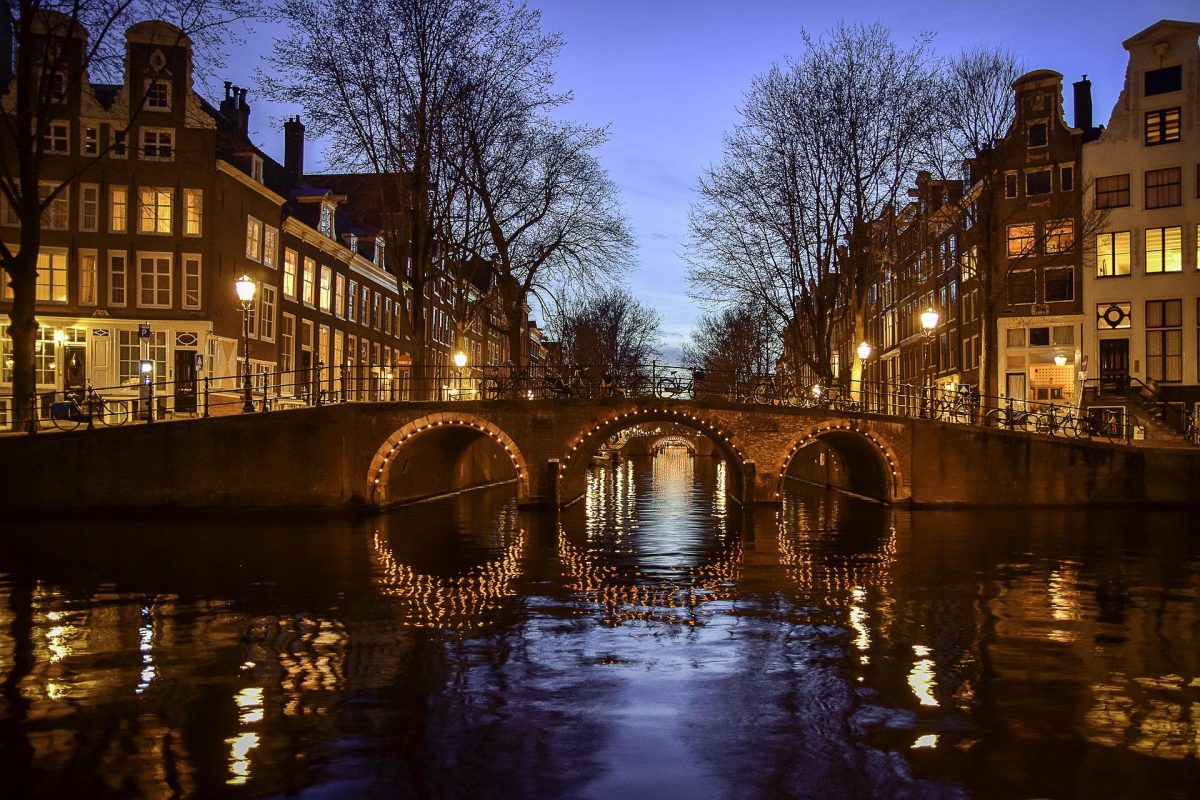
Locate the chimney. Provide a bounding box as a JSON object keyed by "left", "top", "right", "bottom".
{"left": 284, "top": 115, "right": 305, "bottom": 186}
{"left": 219, "top": 80, "right": 236, "bottom": 117}
{"left": 237, "top": 86, "right": 250, "bottom": 136}
{"left": 1073, "top": 75, "right": 1093, "bottom": 132}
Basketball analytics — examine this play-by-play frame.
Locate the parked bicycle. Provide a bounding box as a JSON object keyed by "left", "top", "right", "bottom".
{"left": 49, "top": 384, "right": 132, "bottom": 431}
{"left": 984, "top": 401, "right": 1039, "bottom": 432}
{"left": 750, "top": 374, "right": 800, "bottom": 406}
{"left": 654, "top": 368, "right": 704, "bottom": 399}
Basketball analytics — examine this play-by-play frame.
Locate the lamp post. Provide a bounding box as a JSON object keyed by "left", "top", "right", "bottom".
{"left": 856, "top": 341, "right": 871, "bottom": 408}
{"left": 235, "top": 275, "right": 257, "bottom": 413}
{"left": 920, "top": 307, "right": 939, "bottom": 416}
{"left": 453, "top": 350, "right": 467, "bottom": 400}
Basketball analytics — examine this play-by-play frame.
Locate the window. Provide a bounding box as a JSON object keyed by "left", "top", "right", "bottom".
{"left": 1060, "top": 165, "right": 1074, "bottom": 192}
{"left": 79, "top": 184, "right": 99, "bottom": 231}
{"left": 1145, "top": 226, "right": 1183, "bottom": 273}
{"left": 335, "top": 274, "right": 345, "bottom": 318}
{"left": 1145, "top": 108, "right": 1181, "bottom": 145}
{"left": 1097, "top": 302, "right": 1131, "bottom": 330}
{"left": 361, "top": 285, "right": 370, "bottom": 324}
{"left": 1145, "top": 167, "right": 1181, "bottom": 209}
{"left": 40, "top": 183, "right": 68, "bottom": 229}
{"left": 250, "top": 155, "right": 263, "bottom": 184}
{"left": 138, "top": 187, "right": 172, "bottom": 234}
{"left": 111, "top": 129, "right": 127, "bottom": 158}
{"left": 36, "top": 249, "right": 68, "bottom": 303}
{"left": 1, "top": 192, "right": 18, "bottom": 226}
{"left": 1008, "top": 271, "right": 1035, "bottom": 305}
{"left": 144, "top": 79, "right": 171, "bottom": 110}
{"left": 118, "top": 330, "right": 140, "bottom": 385}
{"left": 1007, "top": 224, "right": 1035, "bottom": 258}
{"left": 374, "top": 237, "right": 385, "bottom": 268}
{"left": 1045, "top": 219, "right": 1074, "bottom": 254}
{"left": 283, "top": 249, "right": 298, "bottom": 299}
{"left": 110, "top": 186, "right": 128, "bottom": 233}
{"left": 319, "top": 203, "right": 334, "bottom": 238}
{"left": 183, "top": 189, "right": 202, "bottom": 236}
{"left": 1004, "top": 173, "right": 1018, "bottom": 198}
{"left": 348, "top": 280, "right": 358, "bottom": 322}
{"left": 263, "top": 226, "right": 278, "bottom": 268}
{"left": 1096, "top": 174, "right": 1130, "bottom": 209}
{"left": 259, "top": 285, "right": 277, "bottom": 342}
{"left": 43, "top": 122, "right": 68, "bottom": 154}
{"left": 1029, "top": 327, "right": 1050, "bottom": 347}
{"left": 280, "top": 313, "right": 296, "bottom": 377}
{"left": 373, "top": 292, "right": 381, "bottom": 329}
{"left": 140, "top": 128, "right": 174, "bottom": 160}
{"left": 182, "top": 255, "right": 202, "bottom": 310}
{"left": 109, "top": 252, "right": 128, "bottom": 306}
{"left": 246, "top": 216, "right": 263, "bottom": 261}
{"left": 319, "top": 265, "right": 332, "bottom": 312}
{"left": 1044, "top": 268, "right": 1073, "bottom": 302}
{"left": 79, "top": 249, "right": 97, "bottom": 306}
{"left": 1053, "top": 326, "right": 1074, "bottom": 346}
{"left": 1145, "top": 66, "right": 1182, "bottom": 96}
{"left": 1025, "top": 169, "right": 1051, "bottom": 196}
{"left": 82, "top": 126, "right": 98, "bottom": 155}
{"left": 46, "top": 71, "right": 66, "bottom": 103}
{"left": 1096, "top": 232, "right": 1131, "bottom": 277}
{"left": 384, "top": 298, "right": 392, "bottom": 334}
{"left": 302, "top": 257, "right": 316, "bottom": 306}
{"left": 138, "top": 253, "right": 172, "bottom": 308}
{"left": 1146, "top": 300, "right": 1182, "bottom": 382}
{"left": 1006, "top": 328, "right": 1025, "bottom": 348}
{"left": 1027, "top": 122, "right": 1047, "bottom": 148}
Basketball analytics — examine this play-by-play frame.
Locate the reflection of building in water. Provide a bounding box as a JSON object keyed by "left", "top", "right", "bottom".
{"left": 370, "top": 503, "right": 525, "bottom": 630}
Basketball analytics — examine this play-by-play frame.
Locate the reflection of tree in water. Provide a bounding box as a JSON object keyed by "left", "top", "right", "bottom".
{"left": 561, "top": 456, "right": 742, "bottom": 626}
{"left": 370, "top": 503, "right": 525, "bottom": 631}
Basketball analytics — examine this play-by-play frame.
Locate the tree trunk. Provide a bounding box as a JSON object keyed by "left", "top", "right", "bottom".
{"left": 504, "top": 301, "right": 524, "bottom": 368}
{"left": 410, "top": 276, "right": 431, "bottom": 400}
{"left": 6, "top": 263, "right": 39, "bottom": 431}
{"left": 849, "top": 307, "right": 866, "bottom": 402}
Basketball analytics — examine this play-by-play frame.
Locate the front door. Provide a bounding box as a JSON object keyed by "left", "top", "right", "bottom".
{"left": 63, "top": 344, "right": 86, "bottom": 401}
{"left": 1099, "top": 338, "right": 1129, "bottom": 394}
{"left": 1006, "top": 372, "right": 1027, "bottom": 406}
{"left": 174, "top": 350, "right": 197, "bottom": 413}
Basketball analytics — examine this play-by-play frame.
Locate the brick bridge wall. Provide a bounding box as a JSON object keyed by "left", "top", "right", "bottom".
{"left": 0, "top": 398, "right": 1196, "bottom": 513}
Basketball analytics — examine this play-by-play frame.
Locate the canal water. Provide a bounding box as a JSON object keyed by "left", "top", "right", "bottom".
{"left": 1, "top": 448, "right": 1198, "bottom": 798}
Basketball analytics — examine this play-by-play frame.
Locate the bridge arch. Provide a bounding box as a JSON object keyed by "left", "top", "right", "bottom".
{"left": 368, "top": 412, "right": 530, "bottom": 508}
{"left": 649, "top": 435, "right": 698, "bottom": 453}
{"left": 557, "top": 406, "right": 746, "bottom": 506}
{"left": 775, "top": 422, "right": 902, "bottom": 503}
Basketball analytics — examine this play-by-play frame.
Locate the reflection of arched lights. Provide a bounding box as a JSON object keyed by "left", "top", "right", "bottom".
{"left": 370, "top": 504, "right": 525, "bottom": 630}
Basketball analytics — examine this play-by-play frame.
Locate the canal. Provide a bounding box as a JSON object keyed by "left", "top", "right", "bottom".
{"left": 1, "top": 448, "right": 1198, "bottom": 798}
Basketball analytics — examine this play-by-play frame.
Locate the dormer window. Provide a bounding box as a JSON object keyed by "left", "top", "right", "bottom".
{"left": 348, "top": 233, "right": 358, "bottom": 253}
{"left": 374, "top": 237, "right": 385, "bottom": 268}
{"left": 144, "top": 79, "right": 171, "bottom": 111}
{"left": 250, "top": 154, "right": 263, "bottom": 183}
{"left": 319, "top": 202, "right": 334, "bottom": 238}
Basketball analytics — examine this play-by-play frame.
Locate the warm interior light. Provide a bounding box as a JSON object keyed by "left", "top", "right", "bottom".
{"left": 1054, "top": 353, "right": 1068, "bottom": 368}
{"left": 920, "top": 307, "right": 939, "bottom": 331}
{"left": 856, "top": 341, "right": 871, "bottom": 361}
{"left": 53, "top": 329, "right": 66, "bottom": 344}
{"left": 453, "top": 351, "right": 467, "bottom": 369}
{"left": 234, "top": 274, "right": 257, "bottom": 304}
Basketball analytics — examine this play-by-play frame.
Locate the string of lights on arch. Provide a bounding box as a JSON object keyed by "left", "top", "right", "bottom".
{"left": 776, "top": 422, "right": 901, "bottom": 492}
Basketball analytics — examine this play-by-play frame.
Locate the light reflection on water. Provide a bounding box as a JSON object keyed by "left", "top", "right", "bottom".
{"left": 0, "top": 450, "right": 1197, "bottom": 798}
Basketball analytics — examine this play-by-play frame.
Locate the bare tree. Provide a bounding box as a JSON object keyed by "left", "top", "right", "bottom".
{"left": 1, "top": 0, "right": 251, "bottom": 429}
{"left": 688, "top": 23, "right": 939, "bottom": 395}
{"left": 681, "top": 303, "right": 778, "bottom": 395}
{"left": 548, "top": 287, "right": 660, "bottom": 372}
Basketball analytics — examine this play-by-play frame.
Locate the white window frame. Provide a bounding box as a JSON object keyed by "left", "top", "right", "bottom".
{"left": 110, "top": 185, "right": 128, "bottom": 233}
{"left": 245, "top": 216, "right": 263, "bottom": 262}
{"left": 79, "top": 183, "right": 99, "bottom": 232}
{"left": 302, "top": 256, "right": 316, "bottom": 307}
{"left": 36, "top": 248, "right": 69, "bottom": 303}
{"left": 108, "top": 251, "right": 128, "bottom": 307}
{"left": 78, "top": 248, "right": 98, "bottom": 306}
{"left": 334, "top": 274, "right": 345, "bottom": 319}
{"left": 182, "top": 254, "right": 202, "bottom": 310}
{"left": 144, "top": 78, "right": 172, "bottom": 111}
{"left": 283, "top": 248, "right": 298, "bottom": 299}
{"left": 136, "top": 252, "right": 173, "bottom": 309}
{"left": 43, "top": 121, "right": 69, "bottom": 154}
{"left": 183, "top": 189, "right": 202, "bottom": 237}
{"left": 139, "top": 127, "right": 174, "bottom": 161}
{"left": 81, "top": 125, "right": 99, "bottom": 156}
{"left": 347, "top": 280, "right": 358, "bottom": 322}
{"left": 40, "top": 182, "right": 68, "bottom": 230}
{"left": 259, "top": 284, "right": 277, "bottom": 343}
{"left": 138, "top": 186, "right": 172, "bottom": 235}
{"left": 263, "top": 225, "right": 278, "bottom": 269}
{"left": 319, "top": 265, "right": 332, "bottom": 313}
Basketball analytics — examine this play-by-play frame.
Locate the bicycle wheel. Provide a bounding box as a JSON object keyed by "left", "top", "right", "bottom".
{"left": 1034, "top": 414, "right": 1053, "bottom": 435}
{"left": 984, "top": 408, "right": 1008, "bottom": 428}
{"left": 51, "top": 409, "right": 81, "bottom": 431}
{"left": 98, "top": 400, "right": 131, "bottom": 426}
{"left": 481, "top": 377, "right": 503, "bottom": 400}
{"left": 752, "top": 382, "right": 771, "bottom": 404}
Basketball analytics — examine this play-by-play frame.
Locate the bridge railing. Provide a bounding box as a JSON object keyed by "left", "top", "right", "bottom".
{"left": 0, "top": 360, "right": 1167, "bottom": 446}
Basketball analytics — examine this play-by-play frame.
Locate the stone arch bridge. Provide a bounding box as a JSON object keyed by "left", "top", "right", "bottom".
{"left": 4, "top": 397, "right": 1197, "bottom": 513}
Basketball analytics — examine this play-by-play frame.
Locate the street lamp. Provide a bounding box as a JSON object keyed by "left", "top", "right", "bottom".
{"left": 856, "top": 341, "right": 872, "bottom": 362}
{"left": 235, "top": 275, "right": 257, "bottom": 413}
{"left": 453, "top": 350, "right": 467, "bottom": 401}
{"left": 920, "top": 307, "right": 940, "bottom": 333}
{"left": 920, "top": 307, "right": 940, "bottom": 417}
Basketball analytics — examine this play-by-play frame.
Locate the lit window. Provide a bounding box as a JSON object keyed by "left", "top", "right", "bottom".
{"left": 140, "top": 128, "right": 174, "bottom": 160}
{"left": 263, "top": 226, "right": 278, "bottom": 268}
{"left": 1145, "top": 226, "right": 1182, "bottom": 273}
{"left": 348, "top": 280, "right": 358, "bottom": 322}
{"left": 144, "top": 79, "right": 171, "bottom": 111}
{"left": 182, "top": 255, "right": 202, "bottom": 310}
{"left": 35, "top": 249, "right": 68, "bottom": 303}
{"left": 245, "top": 216, "right": 263, "bottom": 261}
{"left": 1006, "top": 223, "right": 1035, "bottom": 258}
{"left": 319, "top": 203, "right": 334, "bottom": 238}
{"left": 335, "top": 274, "right": 345, "bottom": 318}
{"left": 1145, "top": 107, "right": 1181, "bottom": 145}
{"left": 79, "top": 250, "right": 97, "bottom": 305}
{"left": 138, "top": 254, "right": 172, "bottom": 308}
{"left": 302, "top": 257, "right": 315, "bottom": 306}
{"left": 1096, "top": 303, "right": 1130, "bottom": 330}
{"left": 1096, "top": 232, "right": 1131, "bottom": 277}
{"left": 138, "top": 187, "right": 172, "bottom": 235}
{"left": 110, "top": 186, "right": 128, "bottom": 233}
{"left": 183, "top": 189, "right": 202, "bottom": 236}
{"left": 319, "top": 265, "right": 332, "bottom": 312}
{"left": 283, "top": 249, "right": 297, "bottom": 299}
{"left": 259, "top": 285, "right": 277, "bottom": 342}
{"left": 1045, "top": 219, "right": 1074, "bottom": 254}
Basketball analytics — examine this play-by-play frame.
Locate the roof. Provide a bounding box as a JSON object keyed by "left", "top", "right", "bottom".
{"left": 1123, "top": 19, "right": 1200, "bottom": 49}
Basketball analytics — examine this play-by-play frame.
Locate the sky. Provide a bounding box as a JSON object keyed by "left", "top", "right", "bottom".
{"left": 220, "top": 0, "right": 1198, "bottom": 359}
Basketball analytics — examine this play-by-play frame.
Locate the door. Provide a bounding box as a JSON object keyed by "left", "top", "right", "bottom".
{"left": 1006, "top": 372, "right": 1027, "bottom": 406}
{"left": 1099, "top": 338, "right": 1129, "bottom": 394}
{"left": 63, "top": 344, "right": 86, "bottom": 401}
{"left": 174, "top": 350, "right": 197, "bottom": 413}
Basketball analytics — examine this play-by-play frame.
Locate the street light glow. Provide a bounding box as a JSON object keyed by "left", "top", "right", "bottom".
{"left": 920, "top": 307, "right": 939, "bottom": 332}
{"left": 856, "top": 341, "right": 871, "bottom": 361}
{"left": 453, "top": 351, "right": 467, "bottom": 369}
{"left": 235, "top": 274, "right": 257, "bottom": 305}
{"left": 1054, "top": 353, "right": 1068, "bottom": 367}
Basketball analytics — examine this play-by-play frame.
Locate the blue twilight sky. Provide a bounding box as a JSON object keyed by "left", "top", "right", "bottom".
{"left": 218, "top": 0, "right": 1197, "bottom": 356}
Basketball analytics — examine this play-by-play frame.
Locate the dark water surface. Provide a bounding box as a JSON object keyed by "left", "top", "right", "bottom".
{"left": 1, "top": 450, "right": 1198, "bottom": 799}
